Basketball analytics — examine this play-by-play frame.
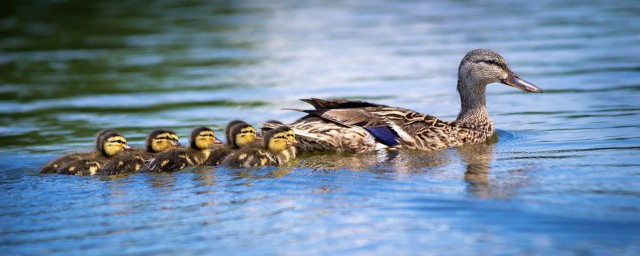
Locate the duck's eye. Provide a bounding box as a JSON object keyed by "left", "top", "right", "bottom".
{"left": 109, "top": 140, "right": 126, "bottom": 144}
{"left": 156, "top": 136, "right": 171, "bottom": 140}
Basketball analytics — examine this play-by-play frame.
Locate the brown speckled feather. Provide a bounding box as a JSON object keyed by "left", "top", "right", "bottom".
{"left": 289, "top": 99, "right": 495, "bottom": 153}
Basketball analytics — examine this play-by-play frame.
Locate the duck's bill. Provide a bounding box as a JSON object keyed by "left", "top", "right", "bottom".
{"left": 501, "top": 72, "right": 543, "bottom": 93}
{"left": 213, "top": 139, "right": 224, "bottom": 145}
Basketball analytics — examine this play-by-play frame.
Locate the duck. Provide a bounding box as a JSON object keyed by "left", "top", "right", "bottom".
{"left": 278, "top": 49, "right": 543, "bottom": 153}
{"left": 41, "top": 129, "right": 118, "bottom": 174}
{"left": 221, "top": 126, "right": 298, "bottom": 168}
{"left": 140, "top": 127, "right": 222, "bottom": 172}
{"left": 204, "top": 121, "right": 259, "bottom": 166}
{"left": 260, "top": 120, "right": 298, "bottom": 158}
{"left": 100, "top": 129, "right": 180, "bottom": 175}
{"left": 55, "top": 130, "right": 130, "bottom": 175}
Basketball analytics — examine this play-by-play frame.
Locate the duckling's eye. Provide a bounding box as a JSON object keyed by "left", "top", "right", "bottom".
{"left": 275, "top": 135, "right": 286, "bottom": 140}
{"left": 156, "top": 136, "right": 171, "bottom": 140}
{"left": 110, "top": 140, "right": 126, "bottom": 144}
{"left": 199, "top": 134, "right": 214, "bottom": 138}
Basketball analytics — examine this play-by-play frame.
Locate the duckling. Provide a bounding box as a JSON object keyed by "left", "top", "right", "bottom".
{"left": 205, "top": 121, "right": 259, "bottom": 166}
{"left": 141, "top": 127, "right": 221, "bottom": 172}
{"left": 56, "top": 130, "right": 130, "bottom": 175}
{"left": 260, "top": 120, "right": 298, "bottom": 158}
{"left": 41, "top": 129, "right": 118, "bottom": 174}
{"left": 221, "top": 126, "right": 298, "bottom": 168}
{"left": 100, "top": 129, "right": 180, "bottom": 175}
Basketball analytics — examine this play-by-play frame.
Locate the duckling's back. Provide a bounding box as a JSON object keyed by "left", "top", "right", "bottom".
{"left": 40, "top": 152, "right": 93, "bottom": 173}
{"left": 221, "top": 146, "right": 276, "bottom": 168}
{"left": 100, "top": 149, "right": 152, "bottom": 175}
{"left": 140, "top": 147, "right": 206, "bottom": 172}
{"left": 204, "top": 145, "right": 233, "bottom": 166}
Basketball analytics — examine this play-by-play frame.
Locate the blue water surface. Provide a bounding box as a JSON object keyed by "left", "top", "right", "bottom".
{"left": 1, "top": 0, "right": 640, "bottom": 255}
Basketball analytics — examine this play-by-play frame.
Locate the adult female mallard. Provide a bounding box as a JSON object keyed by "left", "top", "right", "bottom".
{"left": 280, "top": 49, "right": 543, "bottom": 153}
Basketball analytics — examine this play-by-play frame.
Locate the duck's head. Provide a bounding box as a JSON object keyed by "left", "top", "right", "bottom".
{"left": 147, "top": 129, "right": 180, "bottom": 153}
{"left": 190, "top": 126, "right": 222, "bottom": 150}
{"left": 458, "top": 49, "right": 542, "bottom": 93}
{"left": 97, "top": 130, "right": 129, "bottom": 157}
{"left": 225, "top": 120, "right": 248, "bottom": 144}
{"left": 264, "top": 126, "right": 296, "bottom": 153}
{"left": 284, "top": 128, "right": 298, "bottom": 145}
{"left": 229, "top": 123, "right": 258, "bottom": 148}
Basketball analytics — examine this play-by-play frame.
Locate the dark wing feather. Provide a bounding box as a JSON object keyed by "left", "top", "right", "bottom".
{"left": 301, "top": 98, "right": 385, "bottom": 110}
{"left": 301, "top": 108, "right": 386, "bottom": 127}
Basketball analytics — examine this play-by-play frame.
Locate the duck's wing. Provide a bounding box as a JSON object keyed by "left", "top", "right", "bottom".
{"left": 300, "top": 98, "right": 385, "bottom": 110}
{"left": 293, "top": 99, "right": 461, "bottom": 151}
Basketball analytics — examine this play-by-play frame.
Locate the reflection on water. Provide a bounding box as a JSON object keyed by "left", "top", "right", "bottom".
{"left": 2, "top": 0, "right": 640, "bottom": 255}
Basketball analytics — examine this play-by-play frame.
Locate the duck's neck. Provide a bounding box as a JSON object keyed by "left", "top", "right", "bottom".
{"left": 455, "top": 80, "right": 492, "bottom": 126}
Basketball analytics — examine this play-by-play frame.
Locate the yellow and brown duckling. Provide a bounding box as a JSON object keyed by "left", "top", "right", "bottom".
{"left": 55, "top": 130, "right": 130, "bottom": 175}
{"left": 260, "top": 120, "right": 298, "bottom": 158}
{"left": 205, "top": 121, "right": 260, "bottom": 166}
{"left": 221, "top": 126, "right": 298, "bottom": 168}
{"left": 41, "top": 129, "right": 117, "bottom": 174}
{"left": 141, "top": 127, "right": 221, "bottom": 172}
{"left": 100, "top": 129, "right": 180, "bottom": 175}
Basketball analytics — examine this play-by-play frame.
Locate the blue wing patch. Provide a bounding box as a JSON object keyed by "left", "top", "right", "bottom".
{"left": 365, "top": 126, "right": 399, "bottom": 147}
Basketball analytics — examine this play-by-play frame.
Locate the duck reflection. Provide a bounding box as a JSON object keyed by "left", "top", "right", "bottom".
{"left": 457, "top": 133, "right": 528, "bottom": 199}
{"left": 298, "top": 149, "right": 450, "bottom": 173}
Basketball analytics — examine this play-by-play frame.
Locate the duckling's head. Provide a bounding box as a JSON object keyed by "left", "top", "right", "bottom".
{"left": 264, "top": 126, "right": 296, "bottom": 153}
{"left": 225, "top": 120, "right": 248, "bottom": 144}
{"left": 95, "top": 129, "right": 118, "bottom": 149}
{"left": 97, "top": 130, "right": 129, "bottom": 157}
{"left": 284, "top": 129, "right": 298, "bottom": 145}
{"left": 229, "top": 123, "right": 257, "bottom": 148}
{"left": 190, "top": 127, "right": 222, "bottom": 150}
{"left": 147, "top": 129, "right": 180, "bottom": 153}
{"left": 458, "top": 49, "right": 542, "bottom": 93}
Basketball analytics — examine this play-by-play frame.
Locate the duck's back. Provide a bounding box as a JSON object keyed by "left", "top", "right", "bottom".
{"left": 141, "top": 147, "right": 206, "bottom": 172}
{"left": 41, "top": 151, "right": 93, "bottom": 173}
{"left": 204, "top": 145, "right": 234, "bottom": 166}
{"left": 100, "top": 149, "right": 153, "bottom": 175}
{"left": 56, "top": 152, "right": 106, "bottom": 175}
{"left": 221, "top": 146, "right": 276, "bottom": 168}
{"left": 290, "top": 98, "right": 471, "bottom": 152}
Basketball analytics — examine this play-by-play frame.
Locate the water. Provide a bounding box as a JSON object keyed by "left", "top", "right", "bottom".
{"left": 2, "top": 0, "right": 640, "bottom": 255}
